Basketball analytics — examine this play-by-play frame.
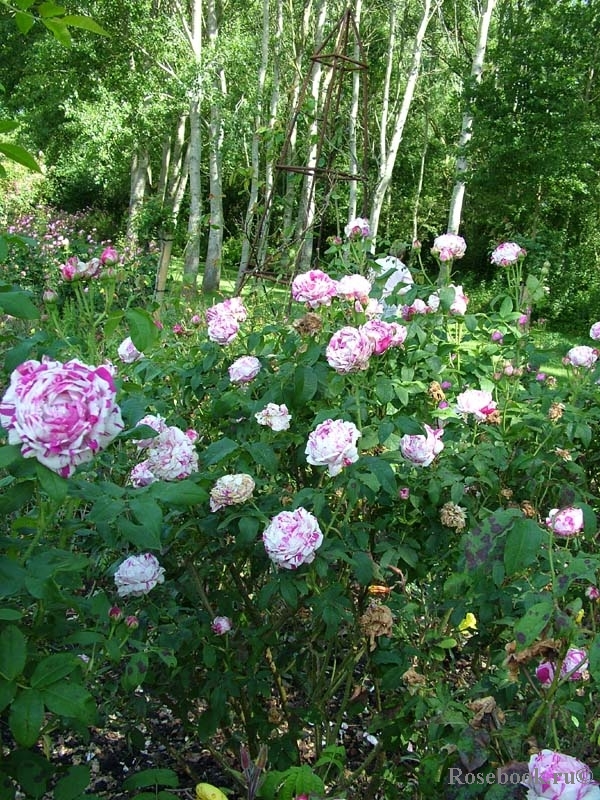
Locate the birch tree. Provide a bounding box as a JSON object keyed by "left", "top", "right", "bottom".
{"left": 446, "top": 0, "right": 497, "bottom": 236}
{"left": 182, "top": 0, "right": 203, "bottom": 296}
{"left": 369, "top": 0, "right": 438, "bottom": 246}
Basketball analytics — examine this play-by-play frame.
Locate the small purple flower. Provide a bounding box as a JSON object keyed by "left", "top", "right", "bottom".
{"left": 211, "top": 616, "right": 233, "bottom": 635}
{"left": 491, "top": 330, "right": 504, "bottom": 343}
{"left": 399, "top": 487, "right": 410, "bottom": 500}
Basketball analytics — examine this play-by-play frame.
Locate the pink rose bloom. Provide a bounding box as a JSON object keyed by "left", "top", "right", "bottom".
{"left": 291, "top": 269, "right": 338, "bottom": 309}
{"left": 132, "top": 414, "right": 168, "bottom": 449}
{"left": 491, "top": 330, "right": 504, "bottom": 343}
{"left": 399, "top": 487, "right": 410, "bottom": 500}
{"left": 228, "top": 355, "right": 261, "bottom": 384}
{"left": 59, "top": 256, "right": 87, "bottom": 281}
{"left": 590, "top": 322, "right": 600, "bottom": 341}
{"left": 191, "top": 314, "right": 202, "bottom": 325}
{"left": 129, "top": 461, "right": 156, "bottom": 487}
{"left": 325, "top": 326, "right": 374, "bottom": 373}
{"left": 431, "top": 233, "right": 467, "bottom": 262}
{"left": 143, "top": 426, "right": 199, "bottom": 481}
{"left": 360, "top": 319, "right": 397, "bottom": 355}
{"left": 490, "top": 242, "right": 526, "bottom": 266}
{"left": 305, "top": 418, "right": 361, "bottom": 476}
{"left": 400, "top": 298, "right": 431, "bottom": 320}
{"left": 0, "top": 357, "right": 123, "bottom": 478}
{"left": 546, "top": 507, "right": 584, "bottom": 537}
{"left": 565, "top": 345, "right": 598, "bottom": 368}
{"left": 560, "top": 647, "right": 588, "bottom": 680}
{"left": 210, "top": 473, "right": 255, "bottom": 512}
{"left": 172, "top": 323, "right": 185, "bottom": 335}
{"left": 100, "top": 246, "right": 119, "bottom": 265}
{"left": 83, "top": 257, "right": 102, "bottom": 278}
{"left": 262, "top": 507, "right": 323, "bottom": 569}
{"left": 389, "top": 322, "right": 408, "bottom": 346}
{"left": 206, "top": 297, "right": 248, "bottom": 324}
{"left": 344, "top": 216, "right": 371, "bottom": 239}
{"left": 211, "top": 616, "right": 233, "bottom": 635}
{"left": 448, "top": 284, "right": 469, "bottom": 315}
{"left": 523, "top": 749, "right": 600, "bottom": 799}
{"left": 586, "top": 585, "right": 600, "bottom": 601}
{"left": 455, "top": 389, "right": 497, "bottom": 421}
{"left": 337, "top": 274, "right": 372, "bottom": 303}
{"left": 255, "top": 403, "right": 292, "bottom": 431}
{"left": 207, "top": 314, "right": 240, "bottom": 345}
{"left": 536, "top": 661, "right": 555, "bottom": 687}
{"left": 117, "top": 336, "right": 144, "bottom": 363}
{"left": 400, "top": 424, "right": 444, "bottom": 467}
{"left": 114, "top": 553, "right": 165, "bottom": 598}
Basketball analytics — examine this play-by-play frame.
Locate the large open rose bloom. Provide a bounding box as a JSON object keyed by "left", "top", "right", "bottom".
{"left": 0, "top": 357, "right": 123, "bottom": 477}
{"left": 336, "top": 274, "right": 372, "bottom": 303}
{"left": 491, "top": 241, "right": 526, "bottom": 266}
{"left": 431, "top": 233, "right": 467, "bottom": 262}
{"left": 546, "top": 506, "right": 584, "bottom": 537}
{"left": 263, "top": 508, "right": 323, "bottom": 569}
{"left": 523, "top": 749, "right": 600, "bottom": 799}
{"left": 114, "top": 553, "right": 165, "bottom": 598}
{"left": 305, "top": 418, "right": 361, "bottom": 476}
{"left": 255, "top": 403, "right": 292, "bottom": 431}
{"left": 456, "top": 389, "right": 497, "bottom": 421}
{"left": 326, "top": 326, "right": 374, "bottom": 373}
{"left": 565, "top": 346, "right": 598, "bottom": 369}
{"left": 291, "top": 269, "right": 338, "bottom": 309}
{"left": 228, "top": 356, "right": 261, "bottom": 384}
{"left": 210, "top": 473, "right": 255, "bottom": 511}
{"left": 400, "top": 425, "right": 444, "bottom": 467}
{"left": 143, "top": 426, "right": 199, "bottom": 481}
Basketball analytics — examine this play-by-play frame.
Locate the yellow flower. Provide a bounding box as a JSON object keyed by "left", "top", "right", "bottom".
{"left": 574, "top": 609, "right": 585, "bottom": 625}
{"left": 195, "top": 783, "right": 229, "bottom": 800}
{"left": 458, "top": 612, "right": 477, "bottom": 632}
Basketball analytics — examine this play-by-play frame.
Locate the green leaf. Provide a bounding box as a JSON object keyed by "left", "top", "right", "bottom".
{"left": 30, "top": 653, "right": 79, "bottom": 689}
{"left": 0, "top": 445, "right": 23, "bottom": 468}
{"left": 504, "top": 517, "right": 543, "bottom": 575}
{"left": 121, "top": 654, "right": 149, "bottom": 691}
{"left": 122, "top": 768, "right": 179, "bottom": 791}
{"left": 38, "top": 1, "right": 66, "bottom": 16}
{"left": 125, "top": 308, "right": 160, "bottom": 352}
{"left": 351, "top": 551, "right": 375, "bottom": 585}
{"left": 9, "top": 689, "right": 44, "bottom": 746}
{"left": 0, "top": 680, "right": 17, "bottom": 713}
{"left": 201, "top": 437, "right": 239, "bottom": 466}
{"left": 0, "top": 480, "right": 35, "bottom": 516}
{"left": 0, "top": 142, "right": 42, "bottom": 173}
{"left": 148, "top": 480, "right": 207, "bottom": 506}
{"left": 118, "top": 518, "right": 162, "bottom": 551}
{"left": 0, "top": 626, "right": 27, "bottom": 681}
{"left": 0, "top": 121, "right": 18, "bottom": 134}
{"left": 293, "top": 365, "right": 318, "bottom": 403}
{"left": 0, "top": 287, "right": 39, "bottom": 318}
{"left": 61, "top": 14, "right": 110, "bottom": 35}
{"left": 588, "top": 635, "right": 600, "bottom": 683}
{"left": 0, "top": 557, "right": 27, "bottom": 597}
{"left": 54, "top": 765, "right": 91, "bottom": 800}
{"left": 14, "top": 10, "right": 35, "bottom": 33}
{"left": 35, "top": 463, "right": 69, "bottom": 502}
{"left": 41, "top": 682, "right": 96, "bottom": 721}
{"left": 513, "top": 599, "right": 554, "bottom": 648}
{"left": 244, "top": 441, "right": 278, "bottom": 473}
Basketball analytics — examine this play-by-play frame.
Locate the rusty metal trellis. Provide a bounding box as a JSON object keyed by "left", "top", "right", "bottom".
{"left": 239, "top": 8, "right": 369, "bottom": 290}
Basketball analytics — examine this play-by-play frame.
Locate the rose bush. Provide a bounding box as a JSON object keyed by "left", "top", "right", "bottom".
{"left": 2, "top": 224, "right": 600, "bottom": 799}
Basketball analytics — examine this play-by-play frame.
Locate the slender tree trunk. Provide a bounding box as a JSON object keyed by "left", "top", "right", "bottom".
{"left": 237, "top": 0, "right": 271, "bottom": 290}
{"left": 203, "top": 0, "right": 225, "bottom": 293}
{"left": 347, "top": 0, "right": 363, "bottom": 220}
{"left": 447, "top": 0, "right": 497, "bottom": 235}
{"left": 182, "top": 0, "right": 203, "bottom": 297}
{"left": 295, "top": 0, "right": 328, "bottom": 273}
{"left": 127, "top": 148, "right": 149, "bottom": 246}
{"left": 369, "top": 0, "right": 436, "bottom": 247}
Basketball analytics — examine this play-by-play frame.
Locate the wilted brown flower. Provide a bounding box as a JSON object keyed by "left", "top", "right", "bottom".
{"left": 548, "top": 402, "right": 565, "bottom": 421}
{"left": 402, "top": 667, "right": 427, "bottom": 687}
{"left": 484, "top": 410, "right": 502, "bottom": 425}
{"left": 504, "top": 639, "right": 560, "bottom": 680}
{"left": 521, "top": 500, "right": 537, "bottom": 518}
{"left": 428, "top": 381, "right": 446, "bottom": 404}
{"left": 292, "top": 312, "right": 323, "bottom": 336}
{"left": 468, "top": 696, "right": 506, "bottom": 730}
{"left": 360, "top": 603, "right": 393, "bottom": 651}
{"left": 440, "top": 502, "right": 467, "bottom": 531}
{"left": 554, "top": 447, "right": 572, "bottom": 461}
{"left": 546, "top": 375, "right": 557, "bottom": 388}
{"left": 500, "top": 487, "right": 513, "bottom": 499}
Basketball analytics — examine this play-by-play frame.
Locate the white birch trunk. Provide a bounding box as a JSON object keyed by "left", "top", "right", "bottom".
{"left": 203, "top": 0, "right": 225, "bottom": 293}
{"left": 237, "top": 0, "right": 271, "bottom": 289}
{"left": 182, "top": 0, "right": 203, "bottom": 297}
{"left": 369, "top": 0, "right": 435, "bottom": 247}
{"left": 347, "top": 0, "right": 363, "bottom": 220}
{"left": 447, "top": 0, "right": 497, "bottom": 235}
{"left": 126, "top": 149, "right": 149, "bottom": 246}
